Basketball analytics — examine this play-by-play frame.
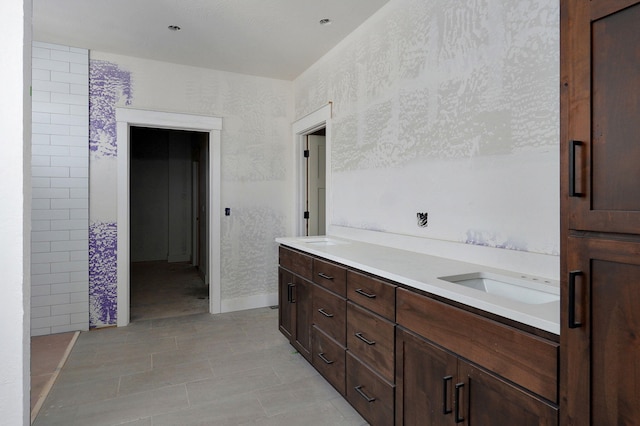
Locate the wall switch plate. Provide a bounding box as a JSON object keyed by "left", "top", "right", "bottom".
{"left": 225, "top": 208, "right": 231, "bottom": 216}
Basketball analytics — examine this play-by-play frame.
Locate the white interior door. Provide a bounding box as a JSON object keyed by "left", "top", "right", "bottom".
{"left": 307, "top": 134, "right": 326, "bottom": 236}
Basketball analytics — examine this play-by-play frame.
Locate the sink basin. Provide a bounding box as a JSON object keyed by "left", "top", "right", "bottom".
{"left": 302, "top": 237, "right": 348, "bottom": 246}
{"left": 439, "top": 272, "right": 559, "bottom": 305}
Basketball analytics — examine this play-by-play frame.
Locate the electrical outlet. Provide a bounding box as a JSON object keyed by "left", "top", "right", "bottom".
{"left": 417, "top": 212, "right": 428, "bottom": 227}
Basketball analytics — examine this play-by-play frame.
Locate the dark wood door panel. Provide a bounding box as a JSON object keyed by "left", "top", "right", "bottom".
{"left": 563, "top": 236, "right": 640, "bottom": 425}
{"left": 564, "top": 0, "right": 640, "bottom": 234}
{"left": 278, "top": 267, "right": 294, "bottom": 341}
{"left": 395, "top": 328, "right": 457, "bottom": 426}
{"left": 460, "top": 362, "right": 558, "bottom": 426}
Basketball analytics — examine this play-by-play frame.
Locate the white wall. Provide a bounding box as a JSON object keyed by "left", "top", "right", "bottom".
{"left": 294, "top": 0, "right": 559, "bottom": 278}
{"left": 31, "top": 41, "right": 89, "bottom": 335}
{"left": 0, "top": 0, "right": 31, "bottom": 422}
{"left": 89, "top": 51, "right": 293, "bottom": 324}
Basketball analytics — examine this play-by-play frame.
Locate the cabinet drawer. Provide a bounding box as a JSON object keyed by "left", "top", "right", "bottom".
{"left": 396, "top": 288, "right": 559, "bottom": 403}
{"left": 312, "top": 284, "right": 346, "bottom": 345}
{"left": 347, "top": 302, "right": 395, "bottom": 383}
{"left": 313, "top": 258, "right": 347, "bottom": 296}
{"left": 312, "top": 326, "right": 346, "bottom": 396}
{"left": 346, "top": 352, "right": 394, "bottom": 426}
{"left": 279, "top": 246, "right": 313, "bottom": 281}
{"left": 347, "top": 270, "right": 396, "bottom": 321}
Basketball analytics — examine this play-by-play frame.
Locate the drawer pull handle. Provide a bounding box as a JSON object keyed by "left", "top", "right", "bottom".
{"left": 317, "top": 352, "right": 334, "bottom": 365}
{"left": 568, "top": 270, "right": 583, "bottom": 329}
{"left": 454, "top": 383, "right": 465, "bottom": 423}
{"left": 443, "top": 375, "right": 453, "bottom": 414}
{"left": 355, "top": 332, "right": 376, "bottom": 345}
{"left": 318, "top": 272, "right": 334, "bottom": 280}
{"left": 287, "top": 283, "right": 295, "bottom": 303}
{"left": 355, "top": 288, "right": 376, "bottom": 299}
{"left": 354, "top": 385, "right": 376, "bottom": 403}
{"left": 318, "top": 308, "right": 334, "bottom": 318}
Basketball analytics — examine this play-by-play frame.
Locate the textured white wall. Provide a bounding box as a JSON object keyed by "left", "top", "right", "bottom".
{"left": 31, "top": 42, "right": 89, "bottom": 336}
{"left": 89, "top": 52, "right": 293, "bottom": 319}
{"left": 294, "top": 0, "right": 559, "bottom": 262}
{"left": 0, "top": 0, "right": 31, "bottom": 422}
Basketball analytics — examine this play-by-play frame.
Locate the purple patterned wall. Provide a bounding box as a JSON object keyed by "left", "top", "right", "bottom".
{"left": 89, "top": 60, "right": 132, "bottom": 327}
{"left": 89, "top": 60, "right": 132, "bottom": 157}
{"left": 89, "top": 222, "right": 118, "bottom": 325}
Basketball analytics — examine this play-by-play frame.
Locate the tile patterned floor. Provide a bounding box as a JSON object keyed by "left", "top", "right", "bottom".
{"left": 33, "top": 308, "right": 367, "bottom": 425}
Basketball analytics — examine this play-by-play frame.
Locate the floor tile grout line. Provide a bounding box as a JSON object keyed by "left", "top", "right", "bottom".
{"left": 30, "top": 330, "right": 80, "bottom": 425}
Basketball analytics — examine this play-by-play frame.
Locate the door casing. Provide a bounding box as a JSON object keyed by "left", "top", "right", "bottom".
{"left": 116, "top": 108, "right": 222, "bottom": 326}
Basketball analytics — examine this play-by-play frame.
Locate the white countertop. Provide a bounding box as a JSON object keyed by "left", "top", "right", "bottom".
{"left": 276, "top": 236, "right": 560, "bottom": 335}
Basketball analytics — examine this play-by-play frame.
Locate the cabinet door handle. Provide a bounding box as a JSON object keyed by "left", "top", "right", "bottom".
{"left": 318, "top": 272, "right": 334, "bottom": 280}
{"left": 317, "top": 352, "right": 334, "bottom": 365}
{"left": 355, "top": 288, "right": 376, "bottom": 299}
{"left": 568, "top": 270, "right": 583, "bottom": 329}
{"left": 443, "top": 375, "right": 453, "bottom": 415}
{"left": 354, "top": 385, "right": 376, "bottom": 403}
{"left": 288, "top": 283, "right": 296, "bottom": 303}
{"left": 318, "top": 308, "right": 334, "bottom": 318}
{"left": 355, "top": 332, "right": 376, "bottom": 345}
{"left": 454, "top": 382, "right": 465, "bottom": 423}
{"left": 569, "top": 140, "right": 583, "bottom": 197}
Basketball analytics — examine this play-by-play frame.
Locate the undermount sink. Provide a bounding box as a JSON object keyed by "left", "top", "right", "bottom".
{"left": 439, "top": 272, "right": 559, "bottom": 305}
{"left": 302, "top": 237, "right": 349, "bottom": 246}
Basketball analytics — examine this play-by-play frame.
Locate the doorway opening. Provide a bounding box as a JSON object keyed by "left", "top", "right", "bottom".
{"left": 129, "top": 126, "right": 209, "bottom": 321}
{"left": 292, "top": 103, "right": 332, "bottom": 237}
{"left": 116, "top": 108, "right": 222, "bottom": 327}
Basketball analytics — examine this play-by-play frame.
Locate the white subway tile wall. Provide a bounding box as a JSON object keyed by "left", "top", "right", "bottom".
{"left": 31, "top": 42, "right": 89, "bottom": 336}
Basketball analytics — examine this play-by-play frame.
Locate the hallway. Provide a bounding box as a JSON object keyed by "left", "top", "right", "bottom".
{"left": 130, "top": 261, "right": 209, "bottom": 322}
{"left": 33, "top": 307, "right": 366, "bottom": 425}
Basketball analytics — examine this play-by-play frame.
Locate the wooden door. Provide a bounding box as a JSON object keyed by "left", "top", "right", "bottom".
{"left": 562, "top": 236, "right": 640, "bottom": 425}
{"left": 293, "top": 274, "right": 312, "bottom": 361}
{"left": 562, "top": 0, "right": 640, "bottom": 234}
{"left": 395, "top": 328, "right": 457, "bottom": 426}
{"left": 459, "top": 362, "right": 558, "bottom": 426}
{"left": 278, "top": 267, "right": 294, "bottom": 341}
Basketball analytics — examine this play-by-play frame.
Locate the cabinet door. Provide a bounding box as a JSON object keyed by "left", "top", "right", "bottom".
{"left": 562, "top": 0, "right": 640, "bottom": 233}
{"left": 396, "top": 328, "right": 457, "bottom": 426}
{"left": 292, "top": 274, "right": 312, "bottom": 361}
{"left": 562, "top": 236, "right": 640, "bottom": 425}
{"left": 459, "top": 362, "right": 558, "bottom": 426}
{"left": 278, "top": 267, "right": 294, "bottom": 341}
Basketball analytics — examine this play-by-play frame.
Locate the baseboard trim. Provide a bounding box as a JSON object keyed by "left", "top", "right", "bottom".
{"left": 221, "top": 292, "right": 278, "bottom": 313}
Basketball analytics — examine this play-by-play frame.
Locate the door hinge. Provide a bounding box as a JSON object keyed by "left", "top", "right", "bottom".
{"left": 304, "top": 150, "right": 310, "bottom": 158}
{"left": 303, "top": 211, "right": 310, "bottom": 219}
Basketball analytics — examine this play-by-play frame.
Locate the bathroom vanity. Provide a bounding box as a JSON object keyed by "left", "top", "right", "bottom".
{"left": 276, "top": 236, "right": 559, "bottom": 425}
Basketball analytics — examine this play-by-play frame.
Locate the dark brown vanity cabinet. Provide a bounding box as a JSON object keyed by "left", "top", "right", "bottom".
{"left": 396, "top": 328, "right": 557, "bottom": 426}
{"left": 279, "top": 245, "right": 560, "bottom": 425}
{"left": 396, "top": 288, "right": 558, "bottom": 425}
{"left": 561, "top": 0, "right": 640, "bottom": 424}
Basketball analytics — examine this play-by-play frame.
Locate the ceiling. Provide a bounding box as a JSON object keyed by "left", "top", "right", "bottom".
{"left": 33, "top": 0, "right": 391, "bottom": 80}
